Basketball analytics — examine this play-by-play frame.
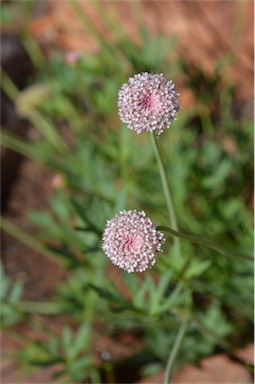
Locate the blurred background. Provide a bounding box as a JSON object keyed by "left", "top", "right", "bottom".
{"left": 1, "top": 1, "right": 254, "bottom": 383}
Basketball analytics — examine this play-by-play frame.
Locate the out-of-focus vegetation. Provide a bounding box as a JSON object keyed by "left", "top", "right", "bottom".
{"left": 1, "top": 1, "right": 253, "bottom": 382}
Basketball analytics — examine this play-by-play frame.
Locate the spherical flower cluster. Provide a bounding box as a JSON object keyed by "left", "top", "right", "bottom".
{"left": 118, "top": 72, "right": 180, "bottom": 135}
{"left": 102, "top": 210, "right": 165, "bottom": 273}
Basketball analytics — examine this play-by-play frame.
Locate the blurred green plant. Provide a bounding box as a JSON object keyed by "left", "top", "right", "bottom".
{"left": 19, "top": 324, "right": 100, "bottom": 383}
{"left": 0, "top": 263, "right": 24, "bottom": 327}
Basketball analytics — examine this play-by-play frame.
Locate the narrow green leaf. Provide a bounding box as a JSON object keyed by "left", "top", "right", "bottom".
{"left": 69, "top": 325, "right": 91, "bottom": 359}
{"left": 9, "top": 282, "right": 23, "bottom": 303}
{"left": 71, "top": 199, "right": 102, "bottom": 236}
{"left": 150, "top": 272, "right": 172, "bottom": 314}
{"left": 134, "top": 275, "right": 154, "bottom": 309}
{"left": 157, "top": 284, "right": 183, "bottom": 314}
{"left": 89, "top": 284, "right": 116, "bottom": 302}
{"left": 62, "top": 326, "right": 73, "bottom": 352}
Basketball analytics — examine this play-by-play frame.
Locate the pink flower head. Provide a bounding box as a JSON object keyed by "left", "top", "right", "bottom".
{"left": 51, "top": 174, "right": 64, "bottom": 189}
{"left": 102, "top": 210, "right": 165, "bottom": 273}
{"left": 64, "top": 51, "right": 81, "bottom": 65}
{"left": 118, "top": 72, "right": 180, "bottom": 135}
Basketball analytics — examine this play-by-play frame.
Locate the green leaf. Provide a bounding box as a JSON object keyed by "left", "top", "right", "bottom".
{"left": 9, "top": 281, "right": 23, "bottom": 303}
{"left": 68, "top": 356, "right": 92, "bottom": 376}
{"left": 69, "top": 325, "right": 91, "bottom": 359}
{"left": 62, "top": 326, "right": 73, "bottom": 352}
{"left": 157, "top": 284, "right": 184, "bottom": 314}
{"left": 134, "top": 275, "right": 154, "bottom": 310}
{"left": 198, "top": 302, "right": 233, "bottom": 339}
{"left": 184, "top": 259, "right": 211, "bottom": 280}
{"left": 123, "top": 273, "right": 138, "bottom": 298}
{"left": 89, "top": 284, "right": 117, "bottom": 302}
{"left": 149, "top": 272, "right": 172, "bottom": 314}
{"left": 202, "top": 160, "right": 232, "bottom": 189}
{"left": 71, "top": 198, "right": 102, "bottom": 236}
{"left": 48, "top": 338, "right": 59, "bottom": 358}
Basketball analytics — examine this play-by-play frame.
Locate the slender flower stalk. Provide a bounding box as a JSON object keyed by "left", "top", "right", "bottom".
{"left": 117, "top": 72, "right": 181, "bottom": 256}
{"left": 157, "top": 225, "right": 253, "bottom": 261}
{"left": 0, "top": 217, "right": 62, "bottom": 264}
{"left": 164, "top": 318, "right": 189, "bottom": 384}
{"left": 150, "top": 132, "right": 181, "bottom": 258}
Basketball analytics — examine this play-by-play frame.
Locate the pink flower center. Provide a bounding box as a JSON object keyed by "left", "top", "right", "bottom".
{"left": 138, "top": 90, "right": 161, "bottom": 113}
{"left": 122, "top": 234, "right": 143, "bottom": 253}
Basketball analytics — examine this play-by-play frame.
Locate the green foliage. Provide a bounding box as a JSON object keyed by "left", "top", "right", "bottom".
{"left": 0, "top": 263, "right": 24, "bottom": 327}
{"left": 19, "top": 324, "right": 99, "bottom": 383}
{"left": 1, "top": 1, "right": 253, "bottom": 382}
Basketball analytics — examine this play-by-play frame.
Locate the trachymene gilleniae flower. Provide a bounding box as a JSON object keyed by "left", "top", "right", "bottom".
{"left": 102, "top": 210, "right": 165, "bottom": 272}
{"left": 118, "top": 72, "right": 180, "bottom": 135}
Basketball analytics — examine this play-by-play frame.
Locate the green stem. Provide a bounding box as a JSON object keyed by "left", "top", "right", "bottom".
{"left": 164, "top": 318, "right": 189, "bottom": 384}
{"left": 0, "top": 217, "right": 63, "bottom": 264}
{"left": 129, "top": 0, "right": 145, "bottom": 28}
{"left": 103, "top": 362, "right": 116, "bottom": 384}
{"left": 150, "top": 132, "right": 181, "bottom": 257}
{"left": 92, "top": 1, "right": 125, "bottom": 41}
{"left": 3, "top": 328, "right": 28, "bottom": 344}
{"left": 157, "top": 225, "right": 253, "bottom": 261}
{"left": 2, "top": 296, "right": 62, "bottom": 316}
{"left": 1, "top": 69, "right": 19, "bottom": 101}
{"left": 27, "top": 111, "right": 68, "bottom": 153}
{"left": 1, "top": 130, "right": 43, "bottom": 161}
{"left": 199, "top": 103, "right": 214, "bottom": 136}
{"left": 19, "top": 301, "right": 63, "bottom": 315}
{"left": 68, "top": 0, "right": 104, "bottom": 47}
{"left": 193, "top": 317, "right": 231, "bottom": 351}
{"left": 22, "top": 33, "right": 45, "bottom": 69}
{"left": 231, "top": 0, "right": 245, "bottom": 63}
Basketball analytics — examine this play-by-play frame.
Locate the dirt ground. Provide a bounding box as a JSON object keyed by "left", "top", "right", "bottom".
{"left": 1, "top": 1, "right": 254, "bottom": 383}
